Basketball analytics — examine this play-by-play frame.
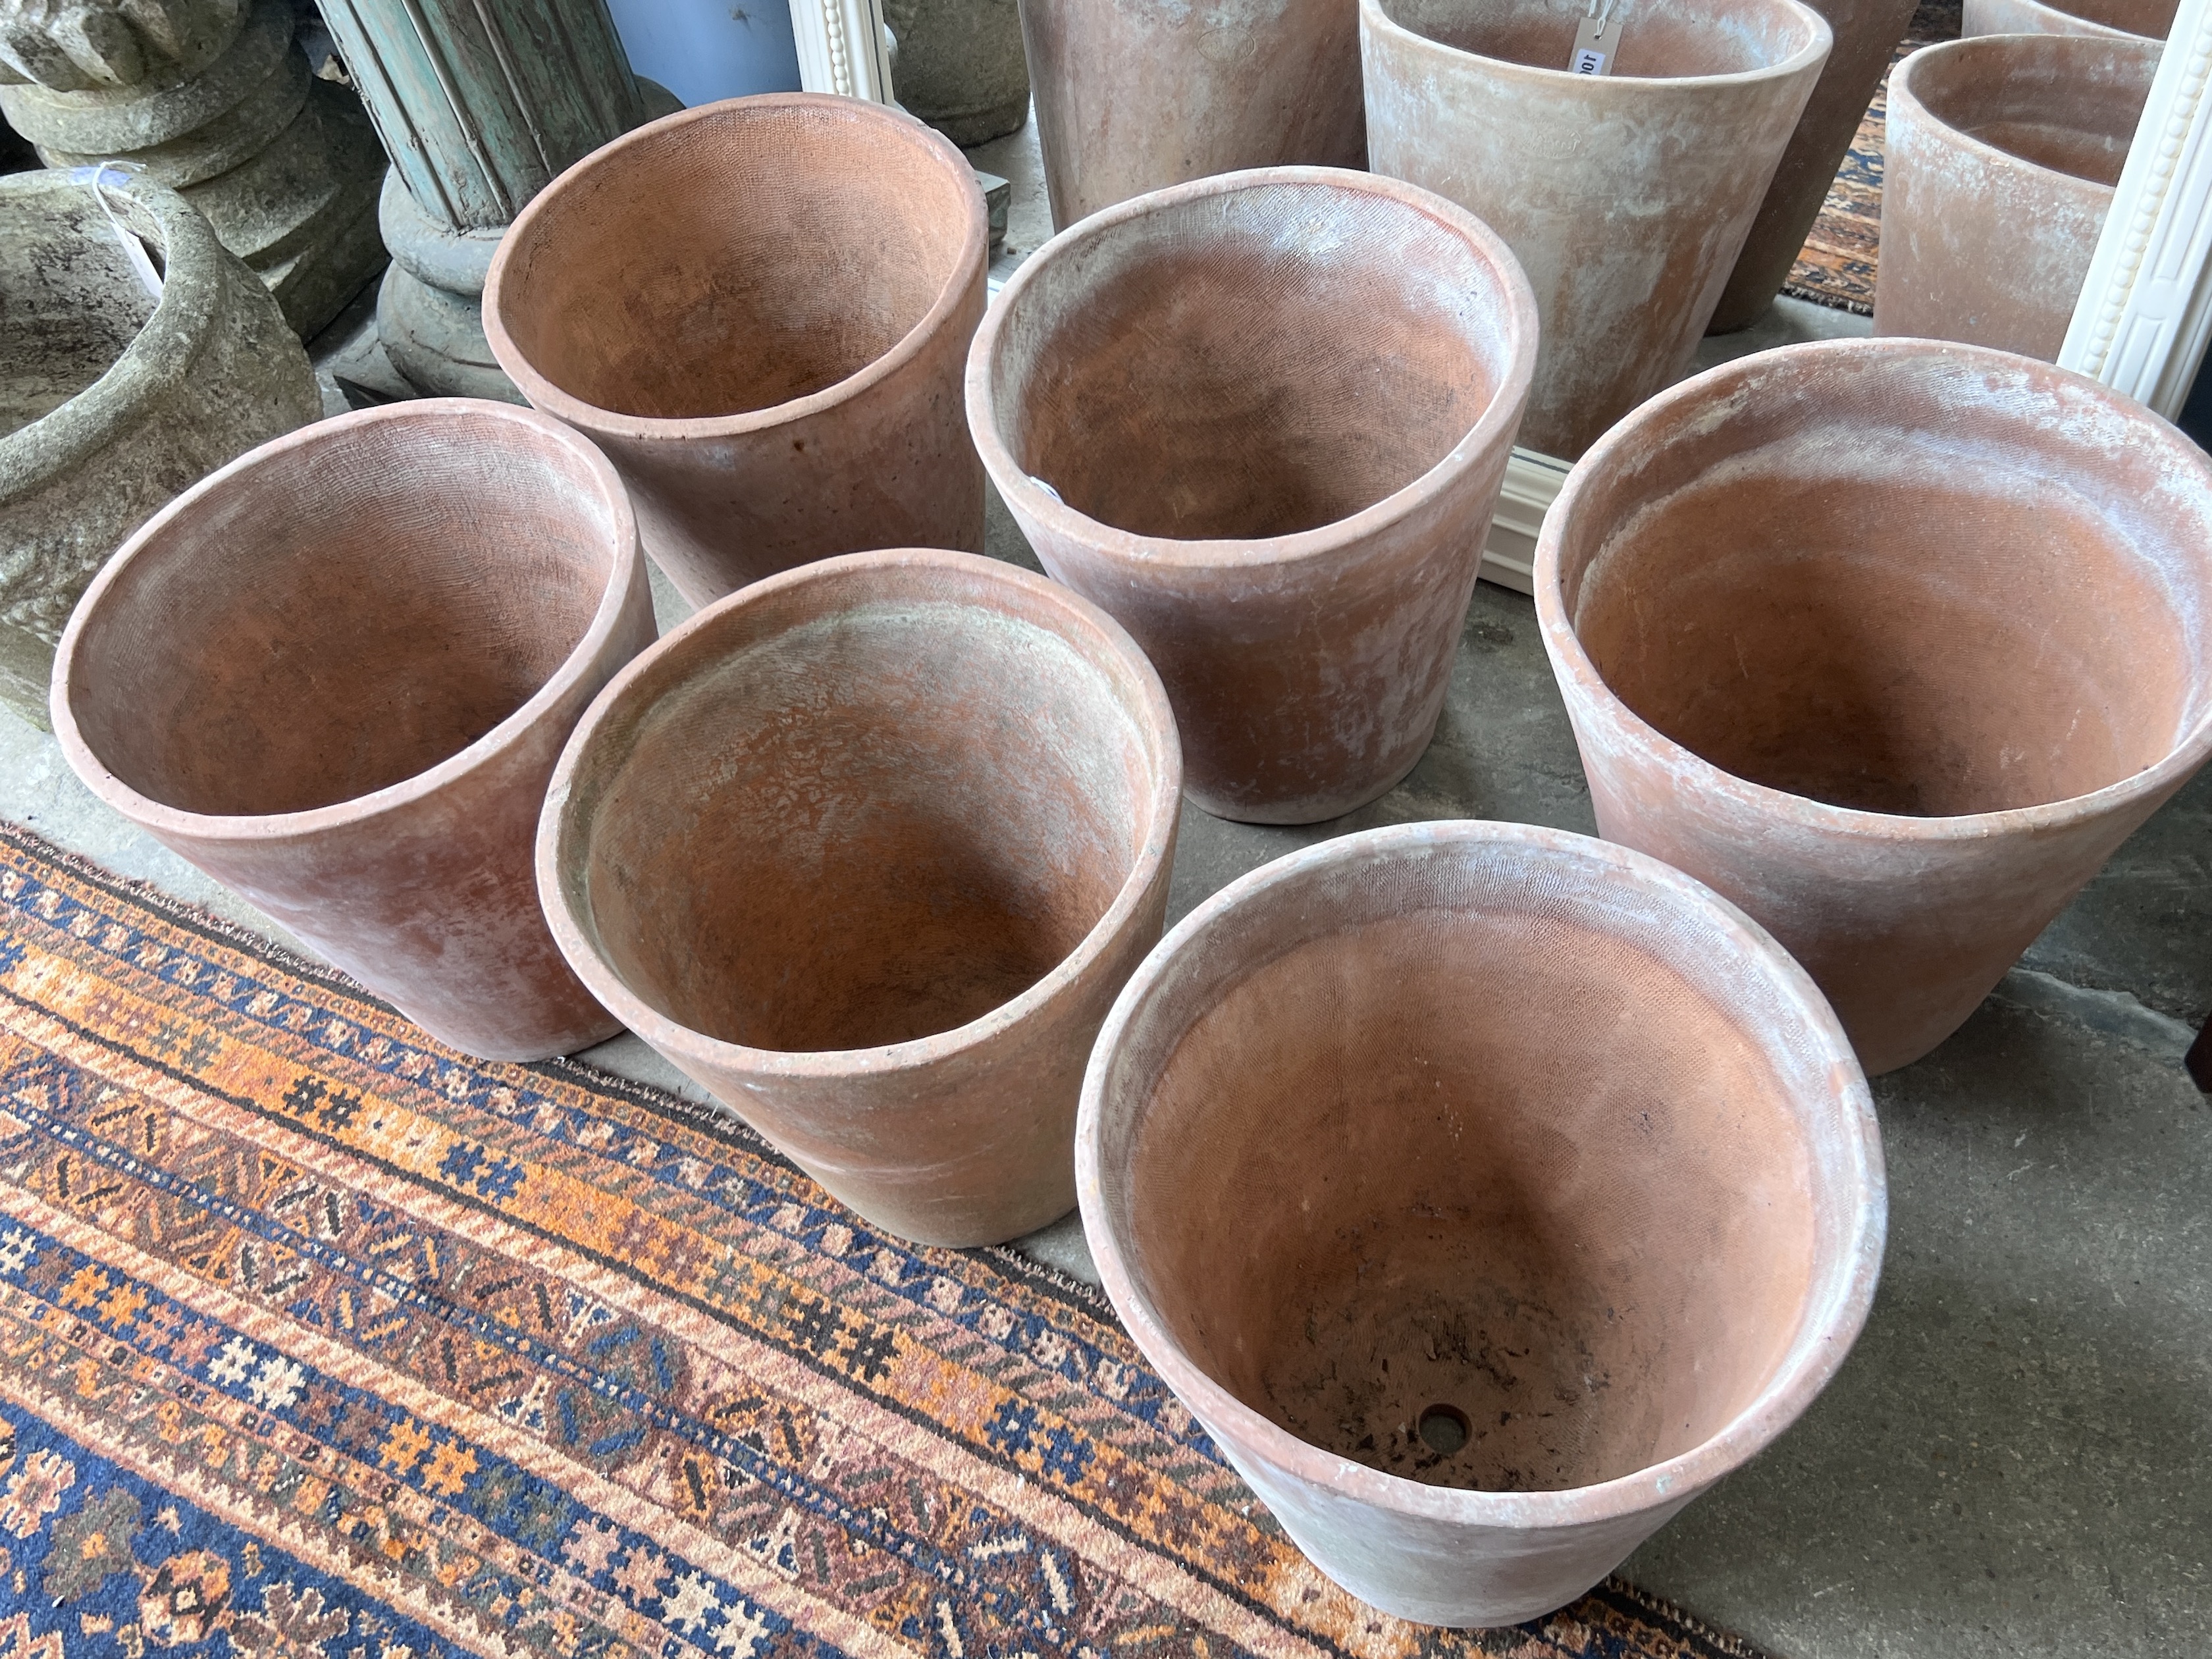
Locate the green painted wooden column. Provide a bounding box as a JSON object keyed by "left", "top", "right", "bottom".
{"left": 315, "top": 0, "right": 671, "bottom": 399}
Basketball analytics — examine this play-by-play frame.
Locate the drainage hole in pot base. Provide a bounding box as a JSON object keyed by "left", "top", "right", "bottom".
{"left": 1416, "top": 1402, "right": 1471, "bottom": 1456}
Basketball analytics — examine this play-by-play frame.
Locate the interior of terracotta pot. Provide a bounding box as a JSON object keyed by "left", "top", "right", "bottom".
{"left": 574, "top": 575, "right": 1162, "bottom": 1052}
{"left": 1907, "top": 36, "right": 2157, "bottom": 186}
{"left": 66, "top": 410, "right": 619, "bottom": 816}
{"left": 992, "top": 180, "right": 1519, "bottom": 541}
{"left": 494, "top": 103, "right": 975, "bottom": 421}
{"left": 1100, "top": 837, "right": 1834, "bottom": 1493}
{"left": 1562, "top": 350, "right": 2212, "bottom": 816}
{"left": 1379, "top": 0, "right": 1820, "bottom": 78}
{"left": 0, "top": 187, "right": 159, "bottom": 439}
{"left": 2055, "top": 0, "right": 2176, "bottom": 36}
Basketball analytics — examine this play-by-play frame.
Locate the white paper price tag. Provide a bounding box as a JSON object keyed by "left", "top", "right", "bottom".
{"left": 1571, "top": 8, "right": 1618, "bottom": 74}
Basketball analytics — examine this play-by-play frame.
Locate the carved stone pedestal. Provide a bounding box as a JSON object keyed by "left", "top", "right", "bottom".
{"left": 315, "top": 0, "right": 669, "bottom": 402}
{"left": 0, "top": 0, "right": 388, "bottom": 339}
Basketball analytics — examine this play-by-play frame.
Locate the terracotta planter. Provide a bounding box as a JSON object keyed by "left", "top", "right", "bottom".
{"left": 1021, "top": 0, "right": 1365, "bottom": 229}
{"left": 970, "top": 167, "right": 1537, "bottom": 824}
{"left": 1963, "top": 0, "right": 2175, "bottom": 40}
{"left": 0, "top": 167, "right": 319, "bottom": 727}
{"left": 1078, "top": 821, "right": 1885, "bottom": 1626}
{"left": 1709, "top": 0, "right": 1920, "bottom": 332}
{"left": 1874, "top": 34, "right": 2156, "bottom": 362}
{"left": 483, "top": 95, "right": 989, "bottom": 607}
{"left": 1362, "top": 0, "right": 1830, "bottom": 459}
{"left": 1535, "top": 338, "right": 2212, "bottom": 1076}
{"left": 51, "top": 400, "right": 655, "bottom": 1063}
{"left": 538, "top": 549, "right": 1180, "bottom": 1248}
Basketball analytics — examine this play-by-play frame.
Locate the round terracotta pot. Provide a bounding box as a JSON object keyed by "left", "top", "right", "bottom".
{"left": 51, "top": 400, "right": 656, "bottom": 1062}
{"left": 1874, "top": 34, "right": 2157, "bottom": 362}
{"left": 970, "top": 167, "right": 1537, "bottom": 824}
{"left": 1708, "top": 0, "right": 1921, "bottom": 333}
{"left": 1535, "top": 338, "right": 2212, "bottom": 1076}
{"left": 1362, "top": 0, "right": 1831, "bottom": 460}
{"left": 483, "top": 95, "right": 989, "bottom": 608}
{"left": 538, "top": 548, "right": 1181, "bottom": 1248}
{"left": 1078, "top": 821, "right": 1885, "bottom": 1626}
{"left": 1963, "top": 0, "right": 2175, "bottom": 40}
{"left": 1021, "top": 0, "right": 1365, "bottom": 230}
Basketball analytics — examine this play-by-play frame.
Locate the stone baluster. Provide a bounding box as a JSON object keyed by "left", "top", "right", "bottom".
{"left": 0, "top": 0, "right": 389, "bottom": 338}
{"left": 312, "top": 0, "right": 672, "bottom": 400}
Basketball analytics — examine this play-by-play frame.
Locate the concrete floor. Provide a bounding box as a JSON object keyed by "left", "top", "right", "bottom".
{"left": 7, "top": 122, "right": 2207, "bottom": 1659}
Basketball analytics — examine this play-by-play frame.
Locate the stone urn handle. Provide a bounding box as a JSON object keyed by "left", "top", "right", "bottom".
{"left": 0, "top": 0, "right": 242, "bottom": 89}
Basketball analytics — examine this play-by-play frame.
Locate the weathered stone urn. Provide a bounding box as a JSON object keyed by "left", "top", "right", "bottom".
{"left": 0, "top": 0, "right": 388, "bottom": 338}
{"left": 1078, "top": 821, "right": 1885, "bottom": 1624}
{"left": 1022, "top": 0, "right": 1365, "bottom": 228}
{"left": 1963, "top": 0, "right": 2175, "bottom": 37}
{"left": 1362, "top": 0, "right": 1831, "bottom": 459}
{"left": 0, "top": 167, "right": 318, "bottom": 725}
{"left": 883, "top": 0, "right": 1028, "bottom": 145}
{"left": 1875, "top": 33, "right": 2157, "bottom": 361}
{"left": 1536, "top": 338, "right": 2212, "bottom": 1074}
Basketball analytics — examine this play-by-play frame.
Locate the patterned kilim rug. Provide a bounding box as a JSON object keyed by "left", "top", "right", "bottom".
{"left": 1783, "top": 0, "right": 1964, "bottom": 313}
{"left": 0, "top": 820, "right": 1770, "bottom": 1659}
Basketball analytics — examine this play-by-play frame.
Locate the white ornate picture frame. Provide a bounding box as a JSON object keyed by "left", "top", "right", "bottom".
{"left": 789, "top": 0, "right": 896, "bottom": 103}
{"left": 2059, "top": 0, "right": 2212, "bottom": 417}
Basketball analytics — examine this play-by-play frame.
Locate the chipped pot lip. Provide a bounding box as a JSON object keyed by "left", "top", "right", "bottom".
{"left": 1357, "top": 0, "right": 1835, "bottom": 94}
{"left": 537, "top": 546, "right": 1184, "bottom": 1080}
{"left": 966, "top": 164, "right": 1540, "bottom": 572}
{"left": 1076, "top": 819, "right": 1887, "bottom": 1531}
{"left": 49, "top": 399, "right": 646, "bottom": 843}
{"left": 1889, "top": 32, "right": 2161, "bottom": 193}
{"left": 484, "top": 93, "right": 990, "bottom": 443}
{"left": 0, "top": 169, "right": 229, "bottom": 488}
{"left": 1533, "top": 336, "right": 2212, "bottom": 843}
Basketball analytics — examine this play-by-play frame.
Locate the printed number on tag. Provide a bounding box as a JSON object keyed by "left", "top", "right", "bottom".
{"left": 1572, "top": 46, "right": 1606, "bottom": 72}
{"left": 1571, "top": 14, "right": 1616, "bottom": 74}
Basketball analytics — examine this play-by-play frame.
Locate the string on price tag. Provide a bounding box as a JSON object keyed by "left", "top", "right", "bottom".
{"left": 1571, "top": 0, "right": 1620, "bottom": 74}
{"left": 66, "top": 162, "right": 163, "bottom": 300}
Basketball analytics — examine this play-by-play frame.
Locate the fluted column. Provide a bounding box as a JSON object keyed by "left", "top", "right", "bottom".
{"left": 314, "top": 0, "right": 671, "bottom": 399}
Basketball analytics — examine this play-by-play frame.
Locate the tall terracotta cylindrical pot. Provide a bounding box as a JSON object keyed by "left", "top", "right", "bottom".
{"left": 1535, "top": 338, "right": 2212, "bottom": 1076}
{"left": 1875, "top": 34, "right": 2157, "bottom": 362}
{"left": 485, "top": 96, "right": 989, "bottom": 607}
{"left": 971, "top": 167, "right": 1537, "bottom": 824}
{"left": 1962, "top": 0, "right": 2175, "bottom": 38}
{"left": 539, "top": 549, "right": 1182, "bottom": 1248}
{"left": 1078, "top": 821, "right": 1885, "bottom": 1625}
{"left": 1020, "top": 0, "right": 1365, "bottom": 229}
{"left": 1708, "top": 0, "right": 1920, "bottom": 332}
{"left": 1362, "top": 0, "right": 1830, "bottom": 460}
{"left": 51, "top": 401, "right": 656, "bottom": 1063}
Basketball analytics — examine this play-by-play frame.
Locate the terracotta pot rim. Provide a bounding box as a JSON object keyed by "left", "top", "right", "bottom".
{"left": 49, "top": 398, "right": 645, "bottom": 842}
{"left": 1972, "top": 0, "right": 2155, "bottom": 38}
{"left": 1357, "top": 0, "right": 1835, "bottom": 93}
{"left": 0, "top": 170, "right": 230, "bottom": 490}
{"left": 1076, "top": 818, "right": 1887, "bottom": 1529}
{"left": 968, "top": 164, "right": 1540, "bottom": 570}
{"left": 1533, "top": 336, "right": 2212, "bottom": 841}
{"left": 1891, "top": 33, "right": 2160, "bottom": 191}
{"left": 537, "top": 546, "right": 1183, "bottom": 1077}
{"left": 483, "top": 93, "right": 989, "bottom": 442}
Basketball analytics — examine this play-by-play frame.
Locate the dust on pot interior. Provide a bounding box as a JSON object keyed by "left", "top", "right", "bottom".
{"left": 1874, "top": 33, "right": 2158, "bottom": 363}
{"left": 538, "top": 549, "right": 1180, "bottom": 1248}
{"left": 1078, "top": 821, "right": 1885, "bottom": 1627}
{"left": 970, "top": 167, "right": 1537, "bottom": 825}
{"left": 1962, "top": 0, "right": 2176, "bottom": 38}
{"left": 50, "top": 400, "right": 657, "bottom": 1062}
{"left": 1021, "top": 0, "right": 1365, "bottom": 230}
{"left": 483, "top": 95, "right": 989, "bottom": 607}
{"left": 1361, "top": 0, "right": 1831, "bottom": 460}
{"left": 1536, "top": 337, "right": 2212, "bottom": 1076}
